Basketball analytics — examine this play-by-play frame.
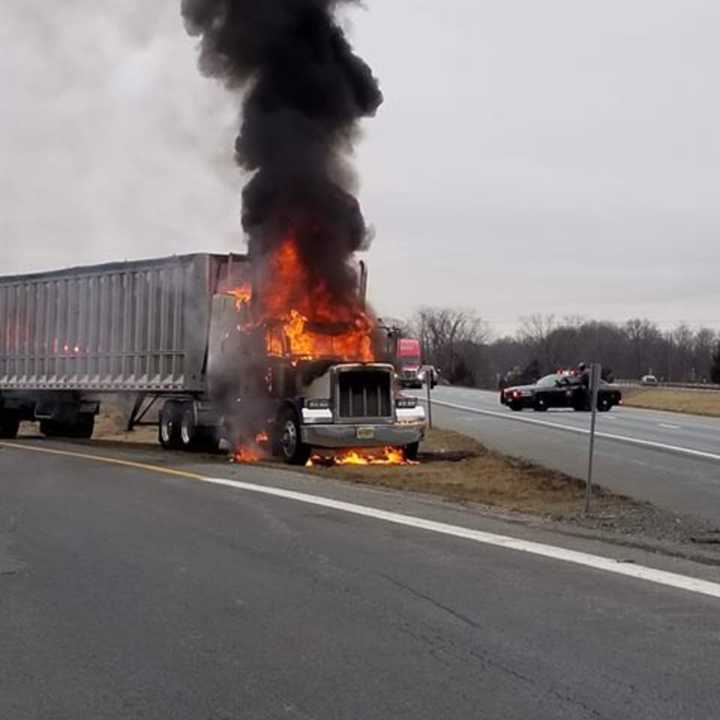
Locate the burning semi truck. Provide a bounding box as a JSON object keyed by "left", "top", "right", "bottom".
{"left": 0, "top": 2, "right": 414, "bottom": 465}
{"left": 0, "top": 238, "right": 426, "bottom": 464}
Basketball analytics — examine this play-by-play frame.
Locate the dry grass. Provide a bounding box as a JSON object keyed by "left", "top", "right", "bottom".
{"left": 92, "top": 401, "right": 158, "bottom": 444}
{"left": 304, "top": 428, "right": 626, "bottom": 517}
{"left": 623, "top": 388, "right": 720, "bottom": 417}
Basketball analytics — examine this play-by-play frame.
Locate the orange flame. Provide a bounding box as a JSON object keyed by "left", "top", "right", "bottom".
{"left": 230, "top": 432, "right": 270, "bottom": 464}
{"left": 227, "top": 284, "right": 252, "bottom": 310}
{"left": 306, "top": 447, "right": 416, "bottom": 467}
{"left": 228, "top": 231, "right": 374, "bottom": 362}
{"left": 231, "top": 446, "right": 261, "bottom": 464}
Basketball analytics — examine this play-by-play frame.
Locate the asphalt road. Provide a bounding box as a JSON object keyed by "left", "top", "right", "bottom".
{"left": 417, "top": 386, "right": 720, "bottom": 524}
{"left": 2, "top": 440, "right": 720, "bottom": 719}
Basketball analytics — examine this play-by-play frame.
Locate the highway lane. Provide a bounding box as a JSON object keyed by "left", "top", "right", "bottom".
{"left": 2, "top": 441, "right": 720, "bottom": 719}
{"left": 425, "top": 386, "right": 720, "bottom": 455}
{"left": 415, "top": 386, "right": 720, "bottom": 524}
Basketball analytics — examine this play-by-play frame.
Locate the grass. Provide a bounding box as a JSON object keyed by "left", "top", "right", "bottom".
{"left": 304, "top": 428, "right": 628, "bottom": 518}
{"left": 623, "top": 388, "right": 720, "bottom": 417}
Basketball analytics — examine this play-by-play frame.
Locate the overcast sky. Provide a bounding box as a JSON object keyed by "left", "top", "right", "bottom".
{"left": 2, "top": 1, "right": 719, "bottom": 336}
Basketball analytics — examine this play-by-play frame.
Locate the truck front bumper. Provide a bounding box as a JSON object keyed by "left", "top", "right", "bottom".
{"left": 301, "top": 422, "right": 426, "bottom": 449}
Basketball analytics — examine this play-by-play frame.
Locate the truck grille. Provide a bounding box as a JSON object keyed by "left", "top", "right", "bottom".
{"left": 338, "top": 370, "right": 392, "bottom": 419}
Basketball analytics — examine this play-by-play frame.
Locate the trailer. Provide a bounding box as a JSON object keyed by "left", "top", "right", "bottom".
{"left": 0, "top": 253, "right": 426, "bottom": 464}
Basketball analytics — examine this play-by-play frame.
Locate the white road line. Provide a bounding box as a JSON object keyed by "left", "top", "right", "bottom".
{"left": 422, "top": 398, "right": 720, "bottom": 463}
{"left": 202, "top": 475, "right": 720, "bottom": 600}
{"left": 659, "top": 423, "right": 681, "bottom": 430}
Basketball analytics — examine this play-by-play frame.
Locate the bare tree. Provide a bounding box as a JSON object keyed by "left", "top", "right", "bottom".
{"left": 413, "top": 307, "right": 491, "bottom": 384}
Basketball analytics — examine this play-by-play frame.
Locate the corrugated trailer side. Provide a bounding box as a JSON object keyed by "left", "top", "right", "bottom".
{"left": 0, "top": 254, "right": 218, "bottom": 393}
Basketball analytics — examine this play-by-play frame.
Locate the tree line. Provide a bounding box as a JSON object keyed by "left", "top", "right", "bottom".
{"left": 409, "top": 309, "right": 720, "bottom": 388}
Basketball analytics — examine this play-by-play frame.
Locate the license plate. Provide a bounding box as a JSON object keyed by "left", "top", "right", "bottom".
{"left": 356, "top": 426, "right": 375, "bottom": 440}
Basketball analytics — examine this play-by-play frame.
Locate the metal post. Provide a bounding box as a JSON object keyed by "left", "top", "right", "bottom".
{"left": 425, "top": 366, "right": 433, "bottom": 429}
{"left": 585, "top": 363, "right": 601, "bottom": 515}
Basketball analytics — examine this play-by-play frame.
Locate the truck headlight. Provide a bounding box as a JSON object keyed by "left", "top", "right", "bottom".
{"left": 305, "top": 398, "right": 330, "bottom": 409}
{"left": 396, "top": 397, "right": 418, "bottom": 409}
{"left": 396, "top": 405, "right": 426, "bottom": 424}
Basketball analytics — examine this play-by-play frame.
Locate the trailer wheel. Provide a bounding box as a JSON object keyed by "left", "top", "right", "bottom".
{"left": 0, "top": 410, "right": 20, "bottom": 439}
{"left": 159, "top": 403, "right": 182, "bottom": 450}
{"left": 180, "top": 406, "right": 198, "bottom": 451}
{"left": 279, "top": 410, "right": 311, "bottom": 466}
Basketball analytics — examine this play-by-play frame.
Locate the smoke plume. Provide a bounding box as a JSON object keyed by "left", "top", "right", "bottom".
{"left": 181, "top": 0, "right": 383, "bottom": 303}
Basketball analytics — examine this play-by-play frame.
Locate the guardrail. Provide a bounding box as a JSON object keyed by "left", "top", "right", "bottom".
{"left": 615, "top": 381, "right": 720, "bottom": 392}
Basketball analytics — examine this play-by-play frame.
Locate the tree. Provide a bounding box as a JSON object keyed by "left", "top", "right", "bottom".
{"left": 413, "top": 307, "right": 490, "bottom": 385}
{"left": 711, "top": 341, "right": 720, "bottom": 384}
{"left": 694, "top": 328, "right": 717, "bottom": 382}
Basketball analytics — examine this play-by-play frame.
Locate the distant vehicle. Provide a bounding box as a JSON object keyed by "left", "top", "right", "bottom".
{"left": 641, "top": 374, "right": 659, "bottom": 386}
{"left": 500, "top": 372, "right": 622, "bottom": 412}
{"left": 417, "top": 365, "right": 438, "bottom": 389}
{"left": 395, "top": 338, "right": 423, "bottom": 388}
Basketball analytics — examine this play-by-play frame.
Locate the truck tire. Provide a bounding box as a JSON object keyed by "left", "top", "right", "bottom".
{"left": 597, "top": 396, "right": 611, "bottom": 412}
{"left": 159, "top": 403, "right": 182, "bottom": 450}
{"left": 508, "top": 401, "right": 523, "bottom": 412}
{"left": 278, "top": 409, "right": 311, "bottom": 466}
{"left": 0, "top": 410, "right": 20, "bottom": 439}
{"left": 40, "top": 419, "right": 61, "bottom": 437}
{"left": 70, "top": 414, "right": 95, "bottom": 439}
{"left": 180, "top": 405, "right": 198, "bottom": 451}
{"left": 403, "top": 442, "right": 419, "bottom": 461}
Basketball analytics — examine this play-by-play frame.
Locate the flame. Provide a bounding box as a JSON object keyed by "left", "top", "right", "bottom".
{"left": 232, "top": 446, "right": 261, "bottom": 464}
{"left": 230, "top": 431, "right": 271, "bottom": 464}
{"left": 306, "top": 446, "right": 416, "bottom": 467}
{"left": 228, "top": 231, "right": 374, "bottom": 362}
{"left": 227, "top": 284, "right": 252, "bottom": 310}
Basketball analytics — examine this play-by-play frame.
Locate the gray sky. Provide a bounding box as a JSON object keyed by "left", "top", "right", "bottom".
{"left": 2, "top": 1, "right": 719, "bottom": 336}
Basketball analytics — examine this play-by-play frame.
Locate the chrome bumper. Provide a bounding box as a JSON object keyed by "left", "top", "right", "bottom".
{"left": 301, "top": 422, "right": 426, "bottom": 449}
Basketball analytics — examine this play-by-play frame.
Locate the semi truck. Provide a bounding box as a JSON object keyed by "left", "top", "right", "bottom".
{"left": 375, "top": 322, "right": 428, "bottom": 389}
{"left": 0, "top": 253, "right": 426, "bottom": 464}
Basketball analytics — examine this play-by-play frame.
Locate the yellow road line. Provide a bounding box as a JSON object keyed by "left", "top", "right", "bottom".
{"left": 0, "top": 441, "right": 206, "bottom": 481}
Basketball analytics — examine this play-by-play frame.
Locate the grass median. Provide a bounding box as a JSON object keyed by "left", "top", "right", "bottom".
{"left": 305, "top": 428, "right": 624, "bottom": 518}
{"left": 623, "top": 388, "right": 720, "bottom": 417}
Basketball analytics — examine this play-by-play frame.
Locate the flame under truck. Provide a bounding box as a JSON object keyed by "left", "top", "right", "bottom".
{"left": 0, "top": 253, "right": 426, "bottom": 464}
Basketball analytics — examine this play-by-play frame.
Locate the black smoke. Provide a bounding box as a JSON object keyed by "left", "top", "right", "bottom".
{"left": 181, "top": 0, "right": 383, "bottom": 304}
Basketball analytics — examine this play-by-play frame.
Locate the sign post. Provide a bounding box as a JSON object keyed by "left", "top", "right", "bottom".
{"left": 424, "top": 366, "right": 433, "bottom": 429}
{"left": 585, "top": 363, "right": 602, "bottom": 515}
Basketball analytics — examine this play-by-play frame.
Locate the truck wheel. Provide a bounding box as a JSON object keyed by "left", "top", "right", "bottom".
{"left": 509, "top": 401, "right": 523, "bottom": 412}
{"left": 40, "top": 420, "right": 61, "bottom": 437}
{"left": 279, "top": 410, "right": 311, "bottom": 466}
{"left": 0, "top": 411, "right": 20, "bottom": 439}
{"left": 159, "top": 403, "right": 182, "bottom": 450}
{"left": 180, "top": 406, "right": 198, "bottom": 451}
{"left": 403, "top": 442, "right": 419, "bottom": 461}
{"left": 69, "top": 414, "right": 95, "bottom": 439}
